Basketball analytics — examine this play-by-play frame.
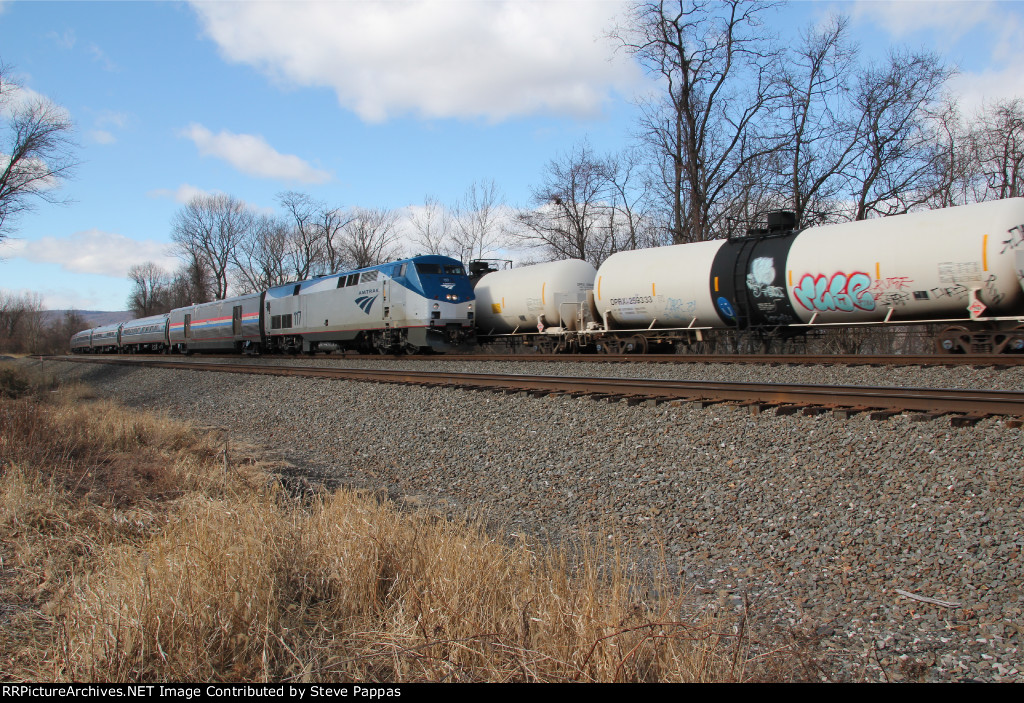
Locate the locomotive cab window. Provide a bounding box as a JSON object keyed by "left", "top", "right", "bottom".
{"left": 416, "top": 263, "right": 442, "bottom": 275}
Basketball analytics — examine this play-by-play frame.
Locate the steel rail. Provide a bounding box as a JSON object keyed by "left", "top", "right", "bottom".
{"left": 54, "top": 356, "right": 1024, "bottom": 417}
{"left": 58, "top": 352, "right": 1024, "bottom": 366}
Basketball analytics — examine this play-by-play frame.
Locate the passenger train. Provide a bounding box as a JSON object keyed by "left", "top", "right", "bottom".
{"left": 71, "top": 199, "right": 1024, "bottom": 356}
{"left": 72, "top": 255, "right": 476, "bottom": 355}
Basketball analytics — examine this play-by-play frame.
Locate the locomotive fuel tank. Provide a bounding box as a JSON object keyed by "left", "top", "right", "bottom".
{"left": 474, "top": 259, "right": 597, "bottom": 334}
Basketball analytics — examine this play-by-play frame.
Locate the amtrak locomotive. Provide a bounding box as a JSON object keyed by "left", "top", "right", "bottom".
{"left": 73, "top": 255, "right": 476, "bottom": 355}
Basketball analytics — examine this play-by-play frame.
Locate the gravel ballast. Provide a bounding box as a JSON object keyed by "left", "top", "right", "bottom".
{"left": 49, "top": 358, "right": 1024, "bottom": 682}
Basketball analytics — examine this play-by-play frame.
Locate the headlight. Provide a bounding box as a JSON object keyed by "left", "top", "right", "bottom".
{"left": 433, "top": 303, "right": 440, "bottom": 310}
{"left": 467, "top": 303, "right": 473, "bottom": 311}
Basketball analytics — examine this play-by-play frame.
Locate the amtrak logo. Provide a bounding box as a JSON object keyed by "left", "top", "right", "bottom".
{"left": 355, "top": 295, "right": 378, "bottom": 314}
{"left": 441, "top": 282, "right": 455, "bottom": 289}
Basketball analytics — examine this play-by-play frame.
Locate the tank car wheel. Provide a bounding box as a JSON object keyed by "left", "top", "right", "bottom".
{"left": 993, "top": 326, "right": 1024, "bottom": 354}
{"left": 1011, "top": 326, "right": 1024, "bottom": 354}
{"left": 601, "top": 338, "right": 621, "bottom": 355}
{"left": 936, "top": 325, "right": 970, "bottom": 354}
{"left": 627, "top": 335, "right": 648, "bottom": 354}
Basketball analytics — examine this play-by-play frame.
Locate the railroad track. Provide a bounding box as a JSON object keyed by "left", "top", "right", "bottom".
{"left": 53, "top": 355, "right": 1024, "bottom": 427}
{"left": 58, "top": 351, "right": 1024, "bottom": 365}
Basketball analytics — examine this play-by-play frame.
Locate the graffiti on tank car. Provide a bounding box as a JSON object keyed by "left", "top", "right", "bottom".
{"left": 869, "top": 276, "right": 914, "bottom": 293}
{"left": 984, "top": 273, "right": 1006, "bottom": 306}
{"left": 746, "top": 257, "right": 785, "bottom": 299}
{"left": 665, "top": 297, "right": 697, "bottom": 315}
{"left": 929, "top": 283, "right": 968, "bottom": 300}
{"left": 1001, "top": 225, "right": 1024, "bottom": 254}
{"left": 793, "top": 272, "right": 876, "bottom": 312}
{"left": 876, "top": 290, "right": 911, "bottom": 308}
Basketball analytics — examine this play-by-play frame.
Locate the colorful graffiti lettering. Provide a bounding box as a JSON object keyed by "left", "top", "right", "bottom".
{"left": 793, "top": 272, "right": 876, "bottom": 313}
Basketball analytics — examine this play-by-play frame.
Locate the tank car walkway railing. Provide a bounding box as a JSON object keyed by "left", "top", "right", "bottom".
{"left": 53, "top": 356, "right": 1024, "bottom": 424}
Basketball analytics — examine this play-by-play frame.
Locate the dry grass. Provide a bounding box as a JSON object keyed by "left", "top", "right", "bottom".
{"left": 0, "top": 361, "right": 800, "bottom": 682}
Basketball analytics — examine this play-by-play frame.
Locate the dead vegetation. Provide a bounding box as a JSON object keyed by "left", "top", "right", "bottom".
{"left": 0, "top": 360, "right": 805, "bottom": 682}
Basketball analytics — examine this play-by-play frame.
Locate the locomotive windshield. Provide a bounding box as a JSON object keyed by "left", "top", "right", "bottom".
{"left": 415, "top": 263, "right": 466, "bottom": 275}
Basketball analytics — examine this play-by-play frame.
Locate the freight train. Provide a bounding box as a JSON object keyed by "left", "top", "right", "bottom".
{"left": 71, "top": 199, "right": 1024, "bottom": 356}
{"left": 471, "top": 198, "right": 1024, "bottom": 355}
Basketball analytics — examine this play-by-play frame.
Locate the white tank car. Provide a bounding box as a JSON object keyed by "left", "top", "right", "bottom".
{"left": 594, "top": 199, "right": 1024, "bottom": 334}
{"left": 783, "top": 199, "right": 1024, "bottom": 323}
{"left": 474, "top": 259, "right": 597, "bottom": 334}
{"left": 593, "top": 240, "right": 727, "bottom": 329}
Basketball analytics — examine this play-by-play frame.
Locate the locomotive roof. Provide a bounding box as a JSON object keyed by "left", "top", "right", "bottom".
{"left": 265, "top": 254, "right": 466, "bottom": 296}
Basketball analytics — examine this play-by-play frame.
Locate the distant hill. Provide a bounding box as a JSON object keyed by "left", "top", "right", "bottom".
{"left": 45, "top": 310, "right": 135, "bottom": 329}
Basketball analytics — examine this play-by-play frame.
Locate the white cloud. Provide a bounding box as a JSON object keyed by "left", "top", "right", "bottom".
{"left": 47, "top": 28, "right": 76, "bottom": 49}
{"left": 90, "top": 130, "right": 115, "bottom": 145}
{"left": 178, "top": 123, "right": 332, "bottom": 184}
{"left": 146, "top": 183, "right": 275, "bottom": 216}
{"left": 190, "top": 0, "right": 640, "bottom": 122}
{"left": 2, "top": 229, "right": 178, "bottom": 277}
{"left": 850, "top": 0, "right": 994, "bottom": 40}
{"left": 147, "top": 182, "right": 221, "bottom": 204}
{"left": 849, "top": 1, "right": 1024, "bottom": 111}
{"left": 949, "top": 67, "right": 1024, "bottom": 115}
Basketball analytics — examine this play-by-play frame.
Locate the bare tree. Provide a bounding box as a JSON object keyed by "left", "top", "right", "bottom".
{"left": 409, "top": 195, "right": 455, "bottom": 257}
{"left": 342, "top": 207, "right": 402, "bottom": 269}
{"left": 847, "top": 48, "right": 952, "bottom": 219}
{"left": 517, "top": 142, "right": 617, "bottom": 266}
{"left": 973, "top": 98, "right": 1024, "bottom": 201}
{"left": 126, "top": 262, "right": 170, "bottom": 316}
{"left": 166, "top": 260, "right": 213, "bottom": 308}
{"left": 171, "top": 194, "right": 254, "bottom": 300}
{"left": 779, "top": 15, "right": 861, "bottom": 227}
{"left": 451, "top": 180, "right": 505, "bottom": 261}
{"left": 922, "top": 98, "right": 979, "bottom": 208}
{"left": 605, "top": 147, "right": 661, "bottom": 250}
{"left": 278, "top": 191, "right": 326, "bottom": 280}
{"left": 615, "top": 0, "right": 786, "bottom": 243}
{"left": 316, "top": 206, "right": 353, "bottom": 273}
{"left": 0, "top": 62, "right": 77, "bottom": 241}
{"left": 0, "top": 290, "right": 43, "bottom": 353}
{"left": 232, "top": 214, "right": 290, "bottom": 293}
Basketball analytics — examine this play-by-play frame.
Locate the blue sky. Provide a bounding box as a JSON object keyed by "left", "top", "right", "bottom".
{"left": 1, "top": 0, "right": 1023, "bottom": 311}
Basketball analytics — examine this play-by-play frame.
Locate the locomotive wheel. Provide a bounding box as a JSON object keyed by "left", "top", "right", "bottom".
{"left": 935, "top": 325, "right": 970, "bottom": 354}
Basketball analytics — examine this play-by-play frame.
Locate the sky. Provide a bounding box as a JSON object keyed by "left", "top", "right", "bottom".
{"left": 1, "top": 0, "right": 1023, "bottom": 312}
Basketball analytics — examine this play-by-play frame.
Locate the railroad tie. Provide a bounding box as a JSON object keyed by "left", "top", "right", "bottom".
{"left": 949, "top": 414, "right": 989, "bottom": 428}
{"left": 868, "top": 409, "right": 903, "bottom": 421}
